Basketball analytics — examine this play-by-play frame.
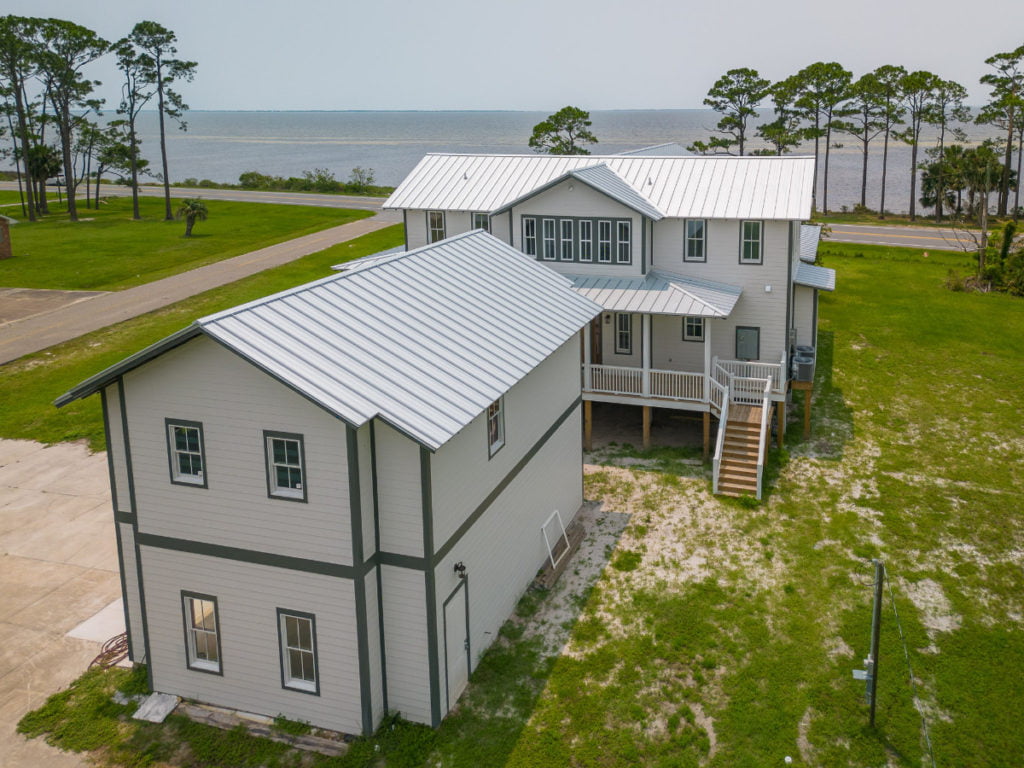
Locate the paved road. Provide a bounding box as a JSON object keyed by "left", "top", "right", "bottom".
{"left": 826, "top": 223, "right": 979, "bottom": 252}
{"left": 0, "top": 214, "right": 399, "bottom": 365}
{"left": 0, "top": 182, "right": 388, "bottom": 212}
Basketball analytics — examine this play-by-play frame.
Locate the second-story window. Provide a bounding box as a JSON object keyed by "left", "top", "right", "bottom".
{"left": 579, "top": 220, "right": 593, "bottom": 261}
{"left": 616, "top": 221, "right": 631, "bottom": 263}
{"left": 542, "top": 219, "right": 556, "bottom": 260}
{"left": 741, "top": 220, "right": 762, "bottom": 264}
{"left": 615, "top": 313, "right": 632, "bottom": 354}
{"left": 598, "top": 220, "right": 612, "bottom": 263}
{"left": 167, "top": 419, "right": 206, "bottom": 487}
{"left": 685, "top": 219, "right": 706, "bottom": 262}
{"left": 523, "top": 217, "right": 537, "bottom": 255}
{"left": 427, "top": 211, "right": 446, "bottom": 243}
{"left": 265, "top": 431, "right": 307, "bottom": 502}
{"left": 560, "top": 219, "right": 574, "bottom": 260}
{"left": 487, "top": 398, "right": 505, "bottom": 457}
{"left": 471, "top": 212, "right": 489, "bottom": 232}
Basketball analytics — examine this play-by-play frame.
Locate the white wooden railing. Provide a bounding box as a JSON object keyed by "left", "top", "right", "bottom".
{"left": 708, "top": 378, "right": 727, "bottom": 415}
{"left": 712, "top": 395, "right": 730, "bottom": 495}
{"left": 588, "top": 364, "right": 643, "bottom": 395}
{"left": 649, "top": 370, "right": 704, "bottom": 401}
{"left": 585, "top": 365, "right": 704, "bottom": 402}
{"left": 715, "top": 356, "right": 786, "bottom": 393}
{"left": 755, "top": 376, "right": 772, "bottom": 500}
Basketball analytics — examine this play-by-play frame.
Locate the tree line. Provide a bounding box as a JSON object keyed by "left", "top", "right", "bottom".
{"left": 0, "top": 15, "right": 196, "bottom": 224}
{"left": 689, "top": 47, "right": 1023, "bottom": 223}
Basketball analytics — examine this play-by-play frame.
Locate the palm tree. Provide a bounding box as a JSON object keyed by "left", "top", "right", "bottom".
{"left": 176, "top": 198, "right": 207, "bottom": 237}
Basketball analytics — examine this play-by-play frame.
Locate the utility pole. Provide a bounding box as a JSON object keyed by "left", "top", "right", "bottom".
{"left": 853, "top": 559, "right": 885, "bottom": 727}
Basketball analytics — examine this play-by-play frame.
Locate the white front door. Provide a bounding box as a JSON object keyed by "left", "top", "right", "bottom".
{"left": 443, "top": 581, "right": 469, "bottom": 710}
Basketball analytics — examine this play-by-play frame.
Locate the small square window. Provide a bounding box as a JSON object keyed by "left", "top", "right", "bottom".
{"left": 487, "top": 398, "right": 505, "bottom": 457}
{"left": 182, "top": 593, "right": 221, "bottom": 674}
{"left": 166, "top": 419, "right": 206, "bottom": 487}
{"left": 683, "top": 317, "right": 705, "bottom": 342}
{"left": 472, "top": 213, "right": 489, "bottom": 232}
{"left": 279, "top": 610, "right": 319, "bottom": 694}
{"left": 265, "top": 432, "right": 307, "bottom": 502}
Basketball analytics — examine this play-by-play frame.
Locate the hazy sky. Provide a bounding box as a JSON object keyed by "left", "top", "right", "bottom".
{"left": 8, "top": 0, "right": 1024, "bottom": 111}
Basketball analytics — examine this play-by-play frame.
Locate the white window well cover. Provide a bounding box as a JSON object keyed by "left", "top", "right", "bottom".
{"left": 58, "top": 231, "right": 602, "bottom": 452}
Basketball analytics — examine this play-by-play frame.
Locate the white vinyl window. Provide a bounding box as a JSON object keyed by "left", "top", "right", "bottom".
{"left": 542, "top": 218, "right": 556, "bottom": 260}
{"left": 579, "top": 220, "right": 593, "bottom": 261}
{"left": 279, "top": 611, "right": 318, "bottom": 693}
{"left": 741, "top": 220, "right": 762, "bottom": 264}
{"left": 598, "top": 220, "right": 612, "bottom": 263}
{"left": 427, "top": 210, "right": 446, "bottom": 243}
{"left": 471, "top": 212, "right": 489, "bottom": 232}
{"left": 487, "top": 397, "right": 505, "bottom": 457}
{"left": 683, "top": 316, "right": 705, "bottom": 342}
{"left": 265, "top": 432, "right": 306, "bottom": 501}
{"left": 167, "top": 421, "right": 205, "bottom": 486}
{"left": 615, "top": 313, "right": 632, "bottom": 354}
{"left": 183, "top": 594, "right": 220, "bottom": 673}
{"left": 616, "top": 221, "right": 631, "bottom": 263}
{"left": 523, "top": 217, "right": 537, "bottom": 256}
{"left": 685, "top": 219, "right": 706, "bottom": 262}
{"left": 560, "top": 219, "right": 574, "bottom": 261}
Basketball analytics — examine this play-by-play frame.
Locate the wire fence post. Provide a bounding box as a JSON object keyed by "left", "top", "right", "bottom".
{"left": 868, "top": 559, "right": 884, "bottom": 727}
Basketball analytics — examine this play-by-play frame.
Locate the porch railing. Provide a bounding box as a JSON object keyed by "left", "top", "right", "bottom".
{"left": 650, "top": 370, "right": 704, "bottom": 401}
{"left": 755, "top": 376, "right": 772, "bottom": 500}
{"left": 586, "top": 365, "right": 704, "bottom": 402}
{"left": 715, "top": 356, "right": 786, "bottom": 393}
{"left": 731, "top": 376, "right": 769, "bottom": 405}
{"left": 588, "top": 364, "right": 642, "bottom": 396}
{"left": 712, "top": 395, "right": 730, "bottom": 495}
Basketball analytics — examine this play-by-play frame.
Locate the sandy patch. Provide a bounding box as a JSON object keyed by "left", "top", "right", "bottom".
{"left": 901, "top": 578, "right": 961, "bottom": 637}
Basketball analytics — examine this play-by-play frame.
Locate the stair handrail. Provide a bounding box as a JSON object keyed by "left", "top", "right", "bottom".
{"left": 712, "top": 390, "right": 730, "bottom": 495}
{"left": 755, "top": 377, "right": 772, "bottom": 500}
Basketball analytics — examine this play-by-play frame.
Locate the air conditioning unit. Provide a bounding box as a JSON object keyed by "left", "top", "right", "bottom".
{"left": 793, "top": 355, "right": 814, "bottom": 382}
{"left": 795, "top": 344, "right": 815, "bottom": 360}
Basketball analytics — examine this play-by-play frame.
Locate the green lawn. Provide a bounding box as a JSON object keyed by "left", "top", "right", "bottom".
{"left": 0, "top": 196, "right": 371, "bottom": 291}
{"left": 0, "top": 189, "right": 28, "bottom": 206}
{"left": 15, "top": 241, "right": 1024, "bottom": 766}
{"left": 0, "top": 225, "right": 404, "bottom": 450}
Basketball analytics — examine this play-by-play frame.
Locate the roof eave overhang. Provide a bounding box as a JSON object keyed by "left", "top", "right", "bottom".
{"left": 490, "top": 167, "right": 664, "bottom": 220}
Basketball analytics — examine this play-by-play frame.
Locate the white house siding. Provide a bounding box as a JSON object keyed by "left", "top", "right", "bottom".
{"left": 357, "top": 425, "right": 375, "bottom": 560}
{"left": 405, "top": 209, "right": 472, "bottom": 250}
{"left": 654, "top": 218, "right": 791, "bottom": 363}
{"left": 141, "top": 547, "right": 363, "bottom": 733}
{"left": 793, "top": 285, "right": 816, "bottom": 348}
{"left": 651, "top": 314, "right": 706, "bottom": 372}
{"left": 430, "top": 336, "right": 581, "bottom": 548}
{"left": 364, "top": 569, "right": 385, "bottom": 727}
{"left": 118, "top": 520, "right": 145, "bottom": 663}
{"left": 375, "top": 422, "right": 424, "bottom": 558}
{"left": 122, "top": 336, "right": 352, "bottom": 566}
{"left": 511, "top": 181, "right": 645, "bottom": 278}
{"left": 431, "top": 406, "right": 583, "bottom": 703}
{"left": 489, "top": 211, "right": 511, "bottom": 245}
{"left": 597, "top": 312, "right": 643, "bottom": 368}
{"left": 380, "top": 564, "right": 431, "bottom": 723}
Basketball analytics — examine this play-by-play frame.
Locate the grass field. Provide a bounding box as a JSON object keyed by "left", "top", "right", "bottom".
{"left": 14, "top": 241, "right": 1024, "bottom": 766}
{"left": 0, "top": 196, "right": 371, "bottom": 291}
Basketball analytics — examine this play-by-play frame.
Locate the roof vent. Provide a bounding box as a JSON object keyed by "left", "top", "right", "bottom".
{"left": 463, "top": 172, "right": 469, "bottom": 180}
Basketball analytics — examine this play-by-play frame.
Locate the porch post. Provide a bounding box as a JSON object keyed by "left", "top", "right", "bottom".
{"left": 584, "top": 400, "right": 593, "bottom": 452}
{"left": 777, "top": 401, "right": 786, "bottom": 447}
{"left": 642, "top": 406, "right": 651, "bottom": 451}
{"left": 583, "top": 324, "right": 592, "bottom": 391}
{"left": 641, "top": 314, "right": 651, "bottom": 396}
{"left": 702, "top": 412, "right": 710, "bottom": 459}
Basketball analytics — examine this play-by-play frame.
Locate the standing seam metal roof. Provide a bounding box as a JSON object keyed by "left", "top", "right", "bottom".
{"left": 569, "top": 271, "right": 742, "bottom": 317}
{"left": 794, "top": 262, "right": 836, "bottom": 292}
{"left": 57, "top": 231, "right": 602, "bottom": 451}
{"left": 384, "top": 153, "right": 816, "bottom": 220}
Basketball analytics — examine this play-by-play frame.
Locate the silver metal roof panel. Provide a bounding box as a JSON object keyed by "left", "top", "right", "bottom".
{"left": 795, "top": 262, "right": 836, "bottom": 292}
{"left": 569, "top": 271, "right": 741, "bottom": 317}
{"left": 800, "top": 223, "right": 822, "bottom": 263}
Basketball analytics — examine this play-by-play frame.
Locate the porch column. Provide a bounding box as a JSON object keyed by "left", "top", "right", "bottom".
{"left": 702, "top": 412, "right": 710, "bottom": 459}
{"left": 642, "top": 406, "right": 652, "bottom": 450}
{"left": 777, "top": 401, "right": 786, "bottom": 447}
{"left": 584, "top": 400, "right": 593, "bottom": 451}
{"left": 583, "top": 324, "right": 592, "bottom": 391}
{"left": 703, "top": 319, "right": 713, "bottom": 402}
{"left": 641, "top": 314, "right": 651, "bottom": 396}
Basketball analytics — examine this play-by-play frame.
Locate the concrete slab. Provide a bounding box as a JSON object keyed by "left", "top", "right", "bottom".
{"left": 133, "top": 692, "right": 179, "bottom": 723}
{"left": 66, "top": 599, "right": 125, "bottom": 643}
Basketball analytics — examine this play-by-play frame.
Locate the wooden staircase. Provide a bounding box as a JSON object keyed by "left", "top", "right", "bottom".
{"left": 716, "top": 405, "right": 763, "bottom": 497}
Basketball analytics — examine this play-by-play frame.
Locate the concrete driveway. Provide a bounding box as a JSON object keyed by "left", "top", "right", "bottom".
{"left": 0, "top": 439, "right": 122, "bottom": 767}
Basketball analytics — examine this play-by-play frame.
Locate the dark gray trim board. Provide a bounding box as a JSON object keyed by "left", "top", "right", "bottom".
{"left": 420, "top": 447, "right": 442, "bottom": 727}
{"left": 276, "top": 608, "right": 321, "bottom": 696}
{"left": 402, "top": 210, "right": 408, "bottom": 251}
{"left": 347, "top": 425, "right": 375, "bottom": 735}
{"left": 369, "top": 422, "right": 389, "bottom": 714}
{"left": 101, "top": 389, "right": 133, "bottom": 659}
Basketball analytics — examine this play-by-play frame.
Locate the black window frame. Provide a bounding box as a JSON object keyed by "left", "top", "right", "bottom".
{"left": 181, "top": 590, "right": 223, "bottom": 676}
{"left": 264, "top": 430, "right": 308, "bottom": 503}
{"left": 683, "top": 316, "right": 705, "bottom": 342}
{"left": 427, "top": 210, "right": 446, "bottom": 243}
{"left": 277, "top": 608, "right": 320, "bottom": 696}
{"left": 684, "top": 219, "right": 707, "bottom": 262}
{"left": 165, "top": 418, "right": 208, "bottom": 488}
{"left": 739, "top": 220, "right": 763, "bottom": 265}
{"left": 615, "top": 313, "right": 633, "bottom": 355}
{"left": 487, "top": 397, "right": 505, "bottom": 458}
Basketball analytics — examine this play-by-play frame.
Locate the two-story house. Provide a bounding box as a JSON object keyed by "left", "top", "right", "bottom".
{"left": 57, "top": 231, "right": 601, "bottom": 734}
{"left": 384, "top": 153, "right": 836, "bottom": 498}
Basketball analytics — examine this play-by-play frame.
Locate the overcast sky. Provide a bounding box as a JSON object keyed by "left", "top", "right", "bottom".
{"left": 8, "top": 0, "right": 1023, "bottom": 111}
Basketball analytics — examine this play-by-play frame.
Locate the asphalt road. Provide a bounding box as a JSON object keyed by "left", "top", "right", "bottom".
{"left": 824, "top": 223, "right": 979, "bottom": 252}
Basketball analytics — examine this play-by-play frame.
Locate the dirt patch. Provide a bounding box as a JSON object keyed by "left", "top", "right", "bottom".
{"left": 900, "top": 578, "right": 961, "bottom": 637}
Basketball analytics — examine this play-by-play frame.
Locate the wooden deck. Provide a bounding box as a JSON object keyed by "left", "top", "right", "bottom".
{"left": 728, "top": 404, "right": 763, "bottom": 425}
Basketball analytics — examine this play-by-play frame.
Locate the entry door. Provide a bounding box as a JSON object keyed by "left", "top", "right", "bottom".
{"left": 443, "top": 581, "right": 469, "bottom": 709}
{"left": 735, "top": 326, "right": 760, "bottom": 361}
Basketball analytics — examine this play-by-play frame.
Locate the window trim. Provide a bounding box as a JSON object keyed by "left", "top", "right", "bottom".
{"left": 684, "top": 219, "right": 707, "bottom": 262}
{"left": 559, "top": 219, "right": 574, "bottom": 261}
{"left": 614, "top": 313, "right": 633, "bottom": 355}
{"left": 579, "top": 219, "right": 593, "bottom": 262}
{"left": 523, "top": 217, "right": 537, "bottom": 256}
{"left": 683, "top": 317, "right": 705, "bottom": 342}
{"left": 739, "top": 220, "right": 763, "bottom": 264}
{"left": 277, "top": 608, "right": 320, "bottom": 696}
{"left": 541, "top": 218, "right": 556, "bottom": 260}
{"left": 735, "top": 326, "right": 761, "bottom": 360}
{"left": 165, "top": 418, "right": 208, "bottom": 488}
{"left": 181, "top": 591, "right": 222, "bottom": 675}
{"left": 487, "top": 397, "right": 505, "bottom": 458}
{"left": 427, "top": 210, "right": 446, "bottom": 243}
{"left": 471, "top": 212, "right": 489, "bottom": 232}
{"left": 616, "top": 220, "right": 631, "bottom": 264}
{"left": 264, "top": 431, "right": 308, "bottom": 503}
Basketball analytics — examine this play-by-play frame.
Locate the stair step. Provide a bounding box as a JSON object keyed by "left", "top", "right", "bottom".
{"left": 720, "top": 462, "right": 758, "bottom": 475}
